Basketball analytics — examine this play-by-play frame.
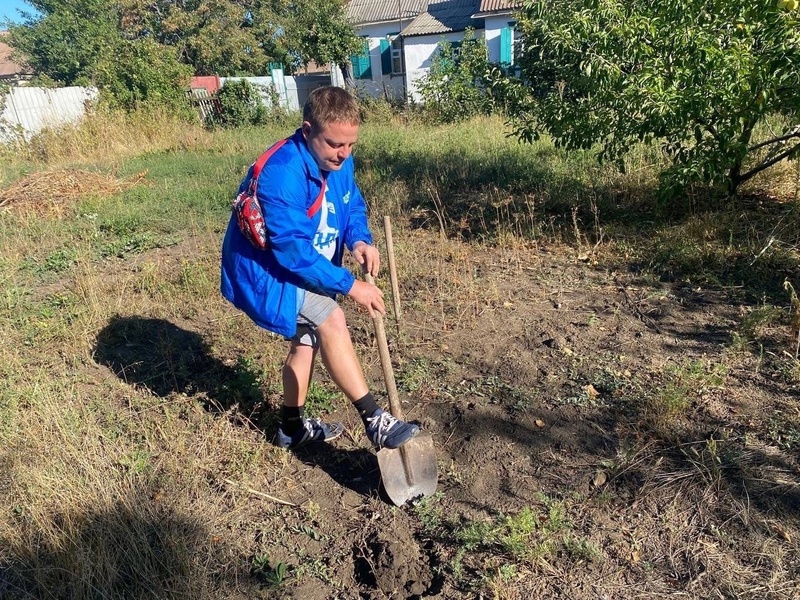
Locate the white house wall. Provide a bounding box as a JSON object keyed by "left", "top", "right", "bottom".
{"left": 404, "top": 31, "right": 479, "bottom": 104}
{"left": 484, "top": 15, "right": 513, "bottom": 63}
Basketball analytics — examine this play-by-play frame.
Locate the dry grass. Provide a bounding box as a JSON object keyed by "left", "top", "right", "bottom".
{"left": 1, "top": 107, "right": 213, "bottom": 166}
{"left": 1, "top": 112, "right": 799, "bottom": 599}
{"left": 0, "top": 168, "right": 147, "bottom": 216}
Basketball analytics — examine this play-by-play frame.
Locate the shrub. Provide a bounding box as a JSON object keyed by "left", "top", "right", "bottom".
{"left": 213, "top": 79, "right": 271, "bottom": 128}
{"left": 498, "top": 0, "right": 800, "bottom": 196}
{"left": 416, "top": 29, "right": 495, "bottom": 123}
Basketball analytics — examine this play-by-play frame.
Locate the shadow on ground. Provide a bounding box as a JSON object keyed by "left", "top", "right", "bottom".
{"left": 93, "top": 315, "right": 273, "bottom": 426}
{"left": 0, "top": 483, "right": 252, "bottom": 599}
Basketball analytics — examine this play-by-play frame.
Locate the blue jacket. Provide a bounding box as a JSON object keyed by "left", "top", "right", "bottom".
{"left": 220, "top": 128, "right": 372, "bottom": 337}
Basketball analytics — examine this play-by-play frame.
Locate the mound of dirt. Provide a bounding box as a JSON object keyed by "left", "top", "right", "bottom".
{"left": 356, "top": 522, "right": 433, "bottom": 598}
{"left": 0, "top": 168, "right": 146, "bottom": 216}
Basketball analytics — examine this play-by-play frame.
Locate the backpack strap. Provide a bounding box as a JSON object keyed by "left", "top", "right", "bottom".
{"left": 306, "top": 178, "right": 326, "bottom": 218}
{"left": 249, "top": 138, "right": 289, "bottom": 191}
{"left": 250, "top": 137, "right": 326, "bottom": 218}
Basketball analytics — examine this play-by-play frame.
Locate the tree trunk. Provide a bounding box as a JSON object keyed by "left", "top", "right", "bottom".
{"left": 338, "top": 62, "right": 356, "bottom": 91}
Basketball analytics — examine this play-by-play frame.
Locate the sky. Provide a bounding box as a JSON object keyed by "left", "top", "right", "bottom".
{"left": 1, "top": 0, "right": 39, "bottom": 26}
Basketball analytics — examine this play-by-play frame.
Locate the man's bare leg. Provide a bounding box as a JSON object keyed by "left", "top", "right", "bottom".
{"left": 316, "top": 307, "right": 369, "bottom": 401}
{"left": 317, "top": 307, "right": 419, "bottom": 449}
{"left": 282, "top": 341, "right": 316, "bottom": 408}
{"left": 277, "top": 339, "right": 344, "bottom": 448}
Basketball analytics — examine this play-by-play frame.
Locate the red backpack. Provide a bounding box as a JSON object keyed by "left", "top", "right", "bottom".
{"left": 233, "top": 138, "right": 326, "bottom": 250}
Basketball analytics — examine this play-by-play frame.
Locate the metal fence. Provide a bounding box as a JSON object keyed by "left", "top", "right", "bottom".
{"left": 0, "top": 86, "right": 98, "bottom": 143}
{"left": 0, "top": 71, "right": 333, "bottom": 143}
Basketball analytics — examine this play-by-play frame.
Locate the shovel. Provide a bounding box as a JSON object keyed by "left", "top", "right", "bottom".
{"left": 364, "top": 272, "right": 437, "bottom": 506}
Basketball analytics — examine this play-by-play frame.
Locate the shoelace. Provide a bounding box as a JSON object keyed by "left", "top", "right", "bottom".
{"left": 367, "top": 411, "right": 396, "bottom": 443}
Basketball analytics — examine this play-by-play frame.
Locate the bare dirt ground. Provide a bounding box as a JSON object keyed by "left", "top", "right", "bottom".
{"left": 85, "top": 224, "right": 800, "bottom": 599}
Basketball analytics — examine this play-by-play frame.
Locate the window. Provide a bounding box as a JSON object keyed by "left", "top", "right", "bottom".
{"left": 391, "top": 36, "right": 403, "bottom": 74}
{"left": 381, "top": 34, "right": 403, "bottom": 75}
{"left": 350, "top": 38, "right": 372, "bottom": 80}
{"left": 451, "top": 40, "right": 463, "bottom": 62}
{"left": 500, "top": 22, "right": 521, "bottom": 76}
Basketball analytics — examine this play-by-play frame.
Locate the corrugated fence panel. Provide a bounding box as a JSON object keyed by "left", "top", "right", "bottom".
{"left": 0, "top": 86, "right": 98, "bottom": 143}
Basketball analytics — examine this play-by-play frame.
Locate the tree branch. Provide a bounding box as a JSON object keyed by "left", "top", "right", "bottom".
{"left": 737, "top": 141, "right": 800, "bottom": 184}
{"left": 748, "top": 126, "right": 800, "bottom": 153}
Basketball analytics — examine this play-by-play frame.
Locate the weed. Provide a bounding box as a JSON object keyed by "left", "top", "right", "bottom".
{"left": 454, "top": 375, "right": 537, "bottom": 413}
{"left": 303, "top": 500, "right": 321, "bottom": 522}
{"left": 658, "top": 435, "right": 741, "bottom": 490}
{"left": 251, "top": 555, "right": 289, "bottom": 588}
{"left": 294, "top": 556, "right": 338, "bottom": 587}
{"left": 396, "top": 357, "right": 435, "bottom": 394}
{"left": 118, "top": 449, "right": 153, "bottom": 475}
{"left": 640, "top": 358, "right": 726, "bottom": 429}
{"left": 456, "top": 519, "right": 495, "bottom": 552}
{"left": 449, "top": 547, "right": 467, "bottom": 583}
{"left": 498, "top": 507, "right": 542, "bottom": 559}
{"left": 411, "top": 491, "right": 445, "bottom": 532}
{"left": 177, "top": 259, "right": 213, "bottom": 294}
{"left": 767, "top": 414, "right": 800, "bottom": 451}
{"left": 563, "top": 535, "right": 604, "bottom": 563}
{"left": 224, "top": 357, "right": 268, "bottom": 406}
{"left": 304, "top": 381, "right": 340, "bottom": 417}
{"left": 98, "top": 232, "right": 167, "bottom": 258}
{"left": 21, "top": 247, "right": 77, "bottom": 277}
{"left": 784, "top": 279, "right": 800, "bottom": 357}
{"left": 453, "top": 498, "right": 572, "bottom": 565}
{"left": 291, "top": 523, "right": 328, "bottom": 542}
{"left": 729, "top": 304, "right": 785, "bottom": 352}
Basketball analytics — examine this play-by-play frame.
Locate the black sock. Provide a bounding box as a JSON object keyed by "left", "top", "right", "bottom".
{"left": 353, "top": 393, "right": 380, "bottom": 424}
{"left": 281, "top": 405, "right": 304, "bottom": 436}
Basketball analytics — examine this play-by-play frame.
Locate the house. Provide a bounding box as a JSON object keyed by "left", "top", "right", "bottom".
{"left": 345, "top": 0, "right": 428, "bottom": 102}
{"left": 345, "top": 0, "right": 522, "bottom": 103}
{"left": 475, "top": 0, "right": 523, "bottom": 69}
{"left": 400, "top": 0, "right": 484, "bottom": 102}
{"left": 0, "top": 31, "right": 34, "bottom": 85}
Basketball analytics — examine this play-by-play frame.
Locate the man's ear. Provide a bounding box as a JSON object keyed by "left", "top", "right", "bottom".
{"left": 301, "top": 121, "right": 313, "bottom": 139}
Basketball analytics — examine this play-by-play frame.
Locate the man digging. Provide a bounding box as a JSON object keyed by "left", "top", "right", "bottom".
{"left": 220, "top": 86, "right": 420, "bottom": 452}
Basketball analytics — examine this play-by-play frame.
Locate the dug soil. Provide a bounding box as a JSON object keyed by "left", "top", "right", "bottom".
{"left": 103, "top": 226, "right": 800, "bottom": 599}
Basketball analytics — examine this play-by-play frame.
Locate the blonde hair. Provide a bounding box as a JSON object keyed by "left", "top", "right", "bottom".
{"left": 303, "top": 86, "right": 360, "bottom": 129}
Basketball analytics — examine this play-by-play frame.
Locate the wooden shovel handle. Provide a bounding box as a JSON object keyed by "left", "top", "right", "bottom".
{"left": 364, "top": 272, "right": 405, "bottom": 421}
{"left": 383, "top": 216, "right": 402, "bottom": 324}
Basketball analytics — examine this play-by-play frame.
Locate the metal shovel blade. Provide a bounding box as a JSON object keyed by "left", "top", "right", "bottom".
{"left": 377, "top": 432, "right": 438, "bottom": 506}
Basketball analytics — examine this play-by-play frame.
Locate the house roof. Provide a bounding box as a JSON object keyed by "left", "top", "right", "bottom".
{"left": 401, "top": 0, "right": 483, "bottom": 37}
{"left": 347, "top": 0, "right": 429, "bottom": 26}
{"left": 0, "top": 31, "right": 33, "bottom": 79}
{"left": 475, "top": 0, "right": 522, "bottom": 13}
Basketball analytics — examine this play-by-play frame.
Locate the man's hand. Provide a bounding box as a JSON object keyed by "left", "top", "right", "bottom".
{"left": 352, "top": 241, "right": 380, "bottom": 277}
{"left": 347, "top": 279, "right": 385, "bottom": 318}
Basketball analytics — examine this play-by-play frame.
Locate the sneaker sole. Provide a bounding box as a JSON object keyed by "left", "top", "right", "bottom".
{"left": 279, "top": 423, "right": 345, "bottom": 450}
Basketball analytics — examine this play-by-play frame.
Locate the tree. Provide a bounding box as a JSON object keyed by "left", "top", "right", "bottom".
{"left": 8, "top": 0, "right": 193, "bottom": 111}
{"left": 117, "top": 0, "right": 290, "bottom": 76}
{"left": 498, "top": 0, "right": 800, "bottom": 195}
{"left": 8, "top": 0, "right": 362, "bottom": 105}
{"left": 9, "top": 0, "right": 122, "bottom": 86}
{"left": 279, "top": 0, "right": 362, "bottom": 78}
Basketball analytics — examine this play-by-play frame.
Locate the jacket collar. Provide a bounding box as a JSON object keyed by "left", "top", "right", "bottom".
{"left": 291, "top": 128, "right": 326, "bottom": 183}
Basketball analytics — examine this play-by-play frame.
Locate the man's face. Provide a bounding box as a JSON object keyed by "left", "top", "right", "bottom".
{"left": 302, "top": 120, "right": 359, "bottom": 172}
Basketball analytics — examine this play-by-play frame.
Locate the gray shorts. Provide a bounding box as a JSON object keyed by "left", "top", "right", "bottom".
{"left": 292, "top": 291, "right": 338, "bottom": 348}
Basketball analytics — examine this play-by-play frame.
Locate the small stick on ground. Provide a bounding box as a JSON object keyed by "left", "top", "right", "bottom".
{"left": 223, "top": 478, "right": 297, "bottom": 506}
